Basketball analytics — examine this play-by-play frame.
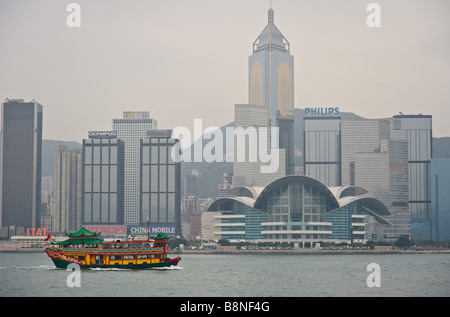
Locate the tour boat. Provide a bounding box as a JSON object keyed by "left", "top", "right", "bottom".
{"left": 45, "top": 227, "right": 180, "bottom": 269}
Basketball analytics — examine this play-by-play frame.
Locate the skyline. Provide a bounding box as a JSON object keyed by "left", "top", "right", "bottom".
{"left": 1, "top": 0, "right": 449, "bottom": 141}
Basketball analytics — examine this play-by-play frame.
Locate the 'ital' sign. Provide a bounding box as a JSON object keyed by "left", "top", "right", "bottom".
{"left": 27, "top": 228, "right": 48, "bottom": 236}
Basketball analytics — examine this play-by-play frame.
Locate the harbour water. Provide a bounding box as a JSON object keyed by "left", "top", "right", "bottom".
{"left": 0, "top": 252, "right": 449, "bottom": 297}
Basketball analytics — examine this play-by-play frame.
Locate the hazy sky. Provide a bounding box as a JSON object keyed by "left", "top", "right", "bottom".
{"left": 1, "top": 0, "right": 449, "bottom": 141}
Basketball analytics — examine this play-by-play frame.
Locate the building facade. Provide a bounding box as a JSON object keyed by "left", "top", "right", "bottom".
{"left": 233, "top": 104, "right": 285, "bottom": 188}
{"left": 393, "top": 115, "right": 433, "bottom": 240}
{"left": 54, "top": 146, "right": 82, "bottom": 233}
{"left": 303, "top": 116, "right": 341, "bottom": 187}
{"left": 205, "top": 176, "right": 391, "bottom": 243}
{"left": 304, "top": 116, "right": 416, "bottom": 241}
{"left": 431, "top": 158, "right": 450, "bottom": 242}
{"left": 82, "top": 136, "right": 125, "bottom": 225}
{"left": 249, "top": 8, "right": 295, "bottom": 176}
{"left": 112, "top": 112, "right": 157, "bottom": 224}
{"left": 0, "top": 99, "right": 43, "bottom": 236}
{"left": 140, "top": 130, "right": 181, "bottom": 236}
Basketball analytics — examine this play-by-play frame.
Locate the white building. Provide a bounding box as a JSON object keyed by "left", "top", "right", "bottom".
{"left": 233, "top": 104, "right": 285, "bottom": 188}
{"left": 112, "top": 112, "right": 157, "bottom": 224}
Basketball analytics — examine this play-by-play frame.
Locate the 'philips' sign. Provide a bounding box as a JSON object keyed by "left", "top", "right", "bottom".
{"left": 305, "top": 107, "right": 340, "bottom": 116}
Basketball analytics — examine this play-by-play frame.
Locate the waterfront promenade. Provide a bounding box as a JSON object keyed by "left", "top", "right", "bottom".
{"left": 178, "top": 248, "right": 450, "bottom": 256}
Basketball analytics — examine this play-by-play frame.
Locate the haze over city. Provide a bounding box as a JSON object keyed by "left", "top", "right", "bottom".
{"left": 0, "top": 0, "right": 449, "bottom": 142}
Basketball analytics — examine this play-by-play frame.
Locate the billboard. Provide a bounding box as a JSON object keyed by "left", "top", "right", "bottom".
{"left": 304, "top": 107, "right": 340, "bottom": 116}
{"left": 83, "top": 225, "right": 127, "bottom": 236}
{"left": 88, "top": 131, "right": 118, "bottom": 139}
{"left": 146, "top": 130, "right": 173, "bottom": 138}
{"left": 129, "top": 224, "right": 176, "bottom": 237}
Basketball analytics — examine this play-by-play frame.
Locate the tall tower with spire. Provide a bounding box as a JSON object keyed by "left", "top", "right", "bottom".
{"left": 249, "top": 7, "right": 295, "bottom": 175}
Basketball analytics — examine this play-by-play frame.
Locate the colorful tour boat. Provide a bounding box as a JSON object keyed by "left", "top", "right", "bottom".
{"left": 45, "top": 227, "right": 180, "bottom": 269}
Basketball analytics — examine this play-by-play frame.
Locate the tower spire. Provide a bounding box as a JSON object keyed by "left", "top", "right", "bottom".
{"left": 268, "top": 6, "right": 274, "bottom": 24}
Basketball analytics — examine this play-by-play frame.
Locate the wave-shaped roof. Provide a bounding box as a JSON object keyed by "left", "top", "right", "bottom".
{"left": 208, "top": 176, "right": 391, "bottom": 225}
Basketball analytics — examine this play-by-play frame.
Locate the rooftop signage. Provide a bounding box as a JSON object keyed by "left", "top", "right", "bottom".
{"left": 305, "top": 107, "right": 340, "bottom": 116}
{"left": 88, "top": 131, "right": 118, "bottom": 139}
{"left": 146, "top": 130, "right": 173, "bottom": 138}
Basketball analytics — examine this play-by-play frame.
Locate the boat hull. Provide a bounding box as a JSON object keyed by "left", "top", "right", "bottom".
{"left": 47, "top": 249, "right": 180, "bottom": 270}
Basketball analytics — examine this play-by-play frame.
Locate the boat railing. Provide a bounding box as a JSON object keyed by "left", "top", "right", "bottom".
{"left": 48, "top": 245, "right": 165, "bottom": 254}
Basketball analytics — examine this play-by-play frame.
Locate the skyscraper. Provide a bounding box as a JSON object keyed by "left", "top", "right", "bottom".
{"left": 431, "top": 158, "right": 450, "bottom": 242}
{"left": 304, "top": 116, "right": 412, "bottom": 240}
{"left": 303, "top": 116, "right": 341, "bottom": 187}
{"left": 249, "top": 8, "right": 295, "bottom": 175}
{"left": 0, "top": 99, "right": 43, "bottom": 236}
{"left": 82, "top": 134, "right": 125, "bottom": 225}
{"left": 393, "top": 115, "right": 433, "bottom": 240}
{"left": 54, "top": 146, "right": 82, "bottom": 233}
{"left": 140, "top": 130, "right": 181, "bottom": 236}
{"left": 233, "top": 104, "right": 285, "bottom": 187}
{"left": 112, "top": 112, "right": 157, "bottom": 225}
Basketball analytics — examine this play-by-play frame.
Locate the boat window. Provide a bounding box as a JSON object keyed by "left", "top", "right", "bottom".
{"left": 115, "top": 244, "right": 122, "bottom": 249}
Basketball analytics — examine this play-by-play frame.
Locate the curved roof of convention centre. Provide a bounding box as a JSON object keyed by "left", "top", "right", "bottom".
{"left": 328, "top": 186, "right": 369, "bottom": 200}
{"left": 208, "top": 195, "right": 257, "bottom": 212}
{"left": 208, "top": 176, "right": 391, "bottom": 224}
{"left": 227, "top": 186, "right": 264, "bottom": 200}
{"left": 253, "top": 175, "right": 340, "bottom": 210}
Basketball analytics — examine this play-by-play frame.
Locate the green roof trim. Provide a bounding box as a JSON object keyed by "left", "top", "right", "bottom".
{"left": 65, "top": 227, "right": 100, "bottom": 237}
{"left": 52, "top": 238, "right": 104, "bottom": 245}
{"left": 151, "top": 232, "right": 170, "bottom": 240}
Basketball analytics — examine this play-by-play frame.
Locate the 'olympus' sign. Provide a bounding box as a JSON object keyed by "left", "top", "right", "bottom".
{"left": 88, "top": 131, "right": 118, "bottom": 139}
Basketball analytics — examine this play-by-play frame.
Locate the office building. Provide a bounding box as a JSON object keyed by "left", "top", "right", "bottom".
{"left": 0, "top": 99, "right": 42, "bottom": 236}
{"left": 82, "top": 134, "right": 125, "bottom": 225}
{"left": 341, "top": 118, "right": 383, "bottom": 186}
{"left": 112, "top": 111, "right": 157, "bottom": 224}
{"left": 249, "top": 8, "right": 295, "bottom": 175}
{"left": 393, "top": 115, "right": 433, "bottom": 240}
{"left": 233, "top": 104, "right": 285, "bottom": 187}
{"left": 140, "top": 130, "right": 181, "bottom": 236}
{"left": 303, "top": 116, "right": 341, "bottom": 187}
{"left": 304, "top": 116, "right": 413, "bottom": 240}
{"left": 353, "top": 136, "right": 410, "bottom": 240}
{"left": 54, "top": 146, "right": 82, "bottom": 233}
{"left": 431, "top": 158, "right": 450, "bottom": 242}
{"left": 184, "top": 170, "right": 199, "bottom": 197}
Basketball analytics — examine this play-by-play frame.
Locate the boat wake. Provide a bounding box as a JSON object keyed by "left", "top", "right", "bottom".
{"left": 89, "top": 267, "right": 131, "bottom": 271}
{"left": 0, "top": 265, "right": 55, "bottom": 270}
{"left": 154, "top": 265, "right": 183, "bottom": 270}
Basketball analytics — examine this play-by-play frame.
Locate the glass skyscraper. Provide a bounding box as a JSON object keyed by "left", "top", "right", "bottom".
{"left": 431, "top": 158, "right": 450, "bottom": 242}
{"left": 393, "top": 115, "right": 433, "bottom": 240}
{"left": 0, "top": 99, "right": 42, "bottom": 235}
{"left": 304, "top": 116, "right": 341, "bottom": 187}
{"left": 82, "top": 137, "right": 125, "bottom": 225}
{"left": 249, "top": 8, "right": 295, "bottom": 175}
{"left": 140, "top": 131, "right": 181, "bottom": 236}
